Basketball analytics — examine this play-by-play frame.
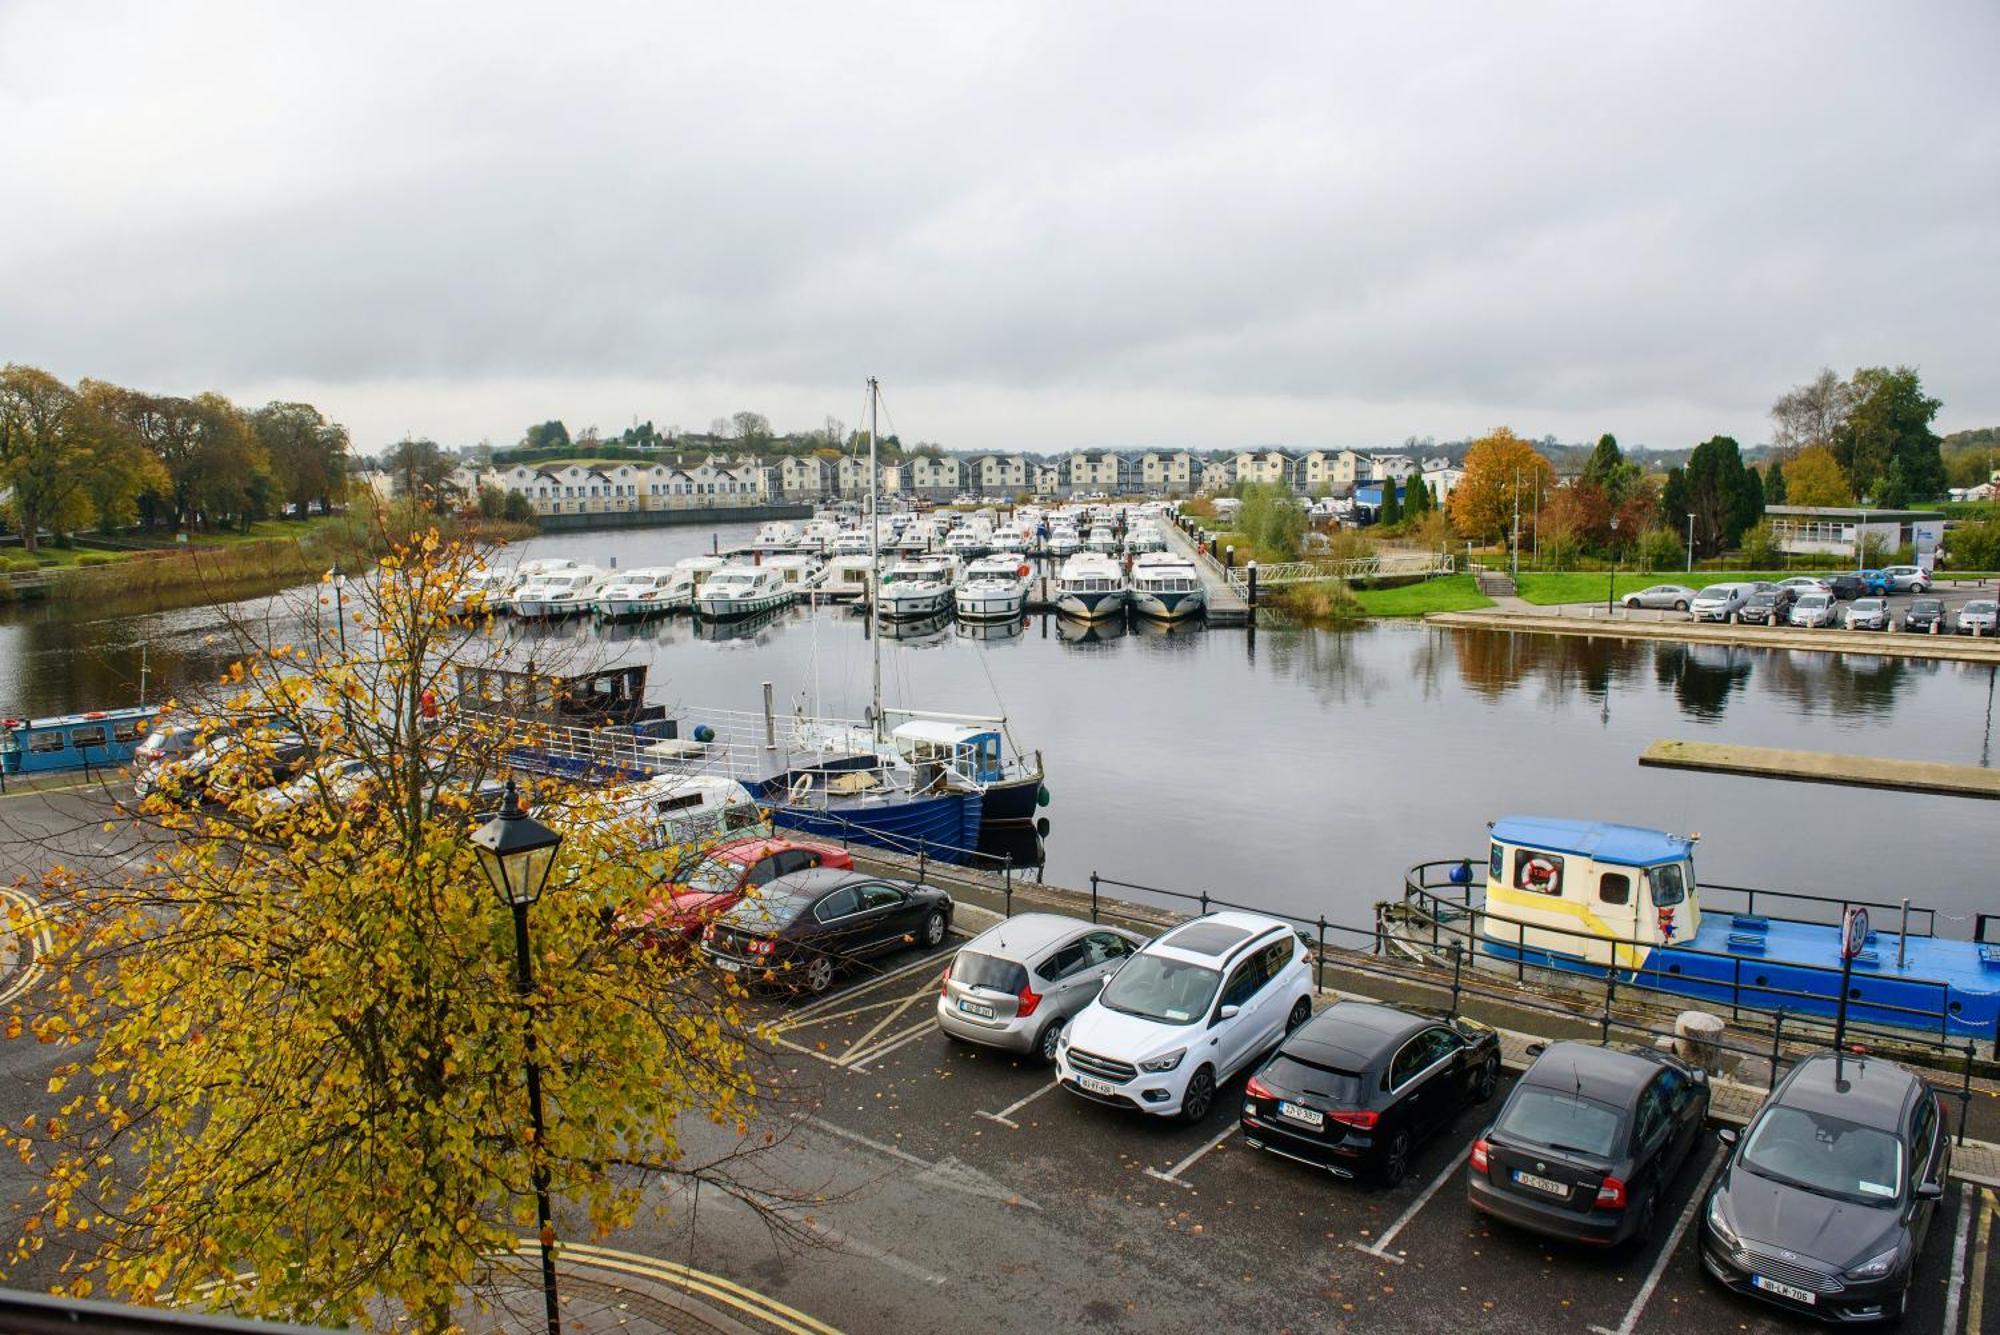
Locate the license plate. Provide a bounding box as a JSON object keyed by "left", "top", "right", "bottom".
{"left": 1750, "top": 1275, "right": 1816, "bottom": 1306}
{"left": 713, "top": 958, "right": 741, "bottom": 973}
{"left": 1512, "top": 1170, "right": 1569, "bottom": 1197}
{"left": 957, "top": 998, "right": 995, "bottom": 1018}
{"left": 1278, "top": 1101, "right": 1325, "bottom": 1127}
{"left": 1078, "top": 1075, "right": 1117, "bottom": 1097}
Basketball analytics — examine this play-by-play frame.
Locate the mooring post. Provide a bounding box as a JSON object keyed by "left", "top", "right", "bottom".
{"left": 1247, "top": 561, "right": 1258, "bottom": 609}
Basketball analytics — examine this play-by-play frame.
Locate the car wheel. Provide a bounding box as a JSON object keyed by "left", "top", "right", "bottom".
{"left": 803, "top": 955, "right": 837, "bottom": 995}
{"left": 1285, "top": 996, "right": 1312, "bottom": 1034}
{"left": 1381, "top": 1130, "right": 1412, "bottom": 1187}
{"left": 1178, "top": 1065, "right": 1216, "bottom": 1125}
{"left": 1674, "top": 600, "right": 1688, "bottom": 611}
{"left": 1474, "top": 1054, "right": 1499, "bottom": 1102}
{"left": 1035, "top": 1018, "right": 1064, "bottom": 1065}
{"left": 922, "top": 910, "right": 947, "bottom": 949}
{"left": 1629, "top": 1183, "right": 1659, "bottom": 1247}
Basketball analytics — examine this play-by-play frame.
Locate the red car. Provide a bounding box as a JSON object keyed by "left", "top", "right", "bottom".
{"left": 630, "top": 838, "right": 853, "bottom": 947}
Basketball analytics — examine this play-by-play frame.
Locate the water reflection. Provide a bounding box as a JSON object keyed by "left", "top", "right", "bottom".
{"left": 1653, "top": 643, "right": 1753, "bottom": 720}
{"left": 1055, "top": 614, "right": 1127, "bottom": 646}
{"left": 956, "top": 618, "right": 1025, "bottom": 644}
{"left": 693, "top": 604, "right": 797, "bottom": 644}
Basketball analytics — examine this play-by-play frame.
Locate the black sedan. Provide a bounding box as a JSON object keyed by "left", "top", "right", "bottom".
{"left": 1467, "top": 1041, "right": 1709, "bottom": 1247}
{"left": 1241, "top": 1000, "right": 1500, "bottom": 1186}
{"left": 700, "top": 868, "right": 953, "bottom": 995}
{"left": 1700, "top": 1050, "right": 1950, "bottom": 1324}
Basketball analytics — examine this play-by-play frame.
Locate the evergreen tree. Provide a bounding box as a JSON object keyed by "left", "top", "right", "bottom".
{"left": 1765, "top": 459, "right": 1787, "bottom": 505}
{"left": 1405, "top": 473, "right": 1429, "bottom": 516}
{"left": 1379, "top": 478, "right": 1401, "bottom": 525}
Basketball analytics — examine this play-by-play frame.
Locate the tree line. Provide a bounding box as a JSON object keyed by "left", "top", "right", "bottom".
{"left": 0, "top": 364, "right": 348, "bottom": 553}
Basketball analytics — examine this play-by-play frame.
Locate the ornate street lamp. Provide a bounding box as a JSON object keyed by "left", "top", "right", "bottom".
{"left": 1607, "top": 514, "right": 1620, "bottom": 615}
{"left": 469, "top": 779, "right": 564, "bottom": 1335}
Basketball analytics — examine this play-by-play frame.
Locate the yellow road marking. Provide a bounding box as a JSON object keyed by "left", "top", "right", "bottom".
{"left": 1968, "top": 1187, "right": 1995, "bottom": 1335}
{"left": 0, "top": 779, "right": 103, "bottom": 801}
{"left": 0, "top": 887, "right": 54, "bottom": 1009}
{"left": 533, "top": 1240, "right": 843, "bottom": 1335}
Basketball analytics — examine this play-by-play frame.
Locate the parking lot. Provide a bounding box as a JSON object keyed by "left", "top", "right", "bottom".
{"left": 1547, "top": 579, "right": 1998, "bottom": 634}
{"left": 707, "top": 926, "right": 2000, "bottom": 1334}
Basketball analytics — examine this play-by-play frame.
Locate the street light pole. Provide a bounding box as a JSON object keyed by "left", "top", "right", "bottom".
{"left": 470, "top": 780, "right": 566, "bottom": 1335}
{"left": 1607, "top": 515, "right": 1620, "bottom": 615}
{"left": 1685, "top": 512, "right": 1696, "bottom": 575}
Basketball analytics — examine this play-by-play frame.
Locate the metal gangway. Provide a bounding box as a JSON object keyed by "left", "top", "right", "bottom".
{"left": 1224, "top": 549, "right": 1454, "bottom": 595}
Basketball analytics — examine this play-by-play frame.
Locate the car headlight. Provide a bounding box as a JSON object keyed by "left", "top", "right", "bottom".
{"left": 1846, "top": 1247, "right": 1900, "bottom": 1281}
{"left": 1139, "top": 1048, "right": 1186, "bottom": 1073}
{"left": 1706, "top": 1195, "right": 1741, "bottom": 1251}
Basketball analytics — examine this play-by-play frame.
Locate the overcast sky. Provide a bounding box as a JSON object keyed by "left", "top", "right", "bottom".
{"left": 3, "top": 2, "right": 1996, "bottom": 454}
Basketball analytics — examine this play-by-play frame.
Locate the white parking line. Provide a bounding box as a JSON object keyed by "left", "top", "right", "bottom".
{"left": 1354, "top": 1150, "right": 1466, "bottom": 1263}
{"left": 1587, "top": 1148, "right": 1724, "bottom": 1335}
{"left": 781, "top": 951, "right": 956, "bottom": 1022}
{"left": 976, "top": 1079, "right": 1059, "bottom": 1129}
{"left": 1143, "top": 1121, "right": 1239, "bottom": 1188}
{"left": 847, "top": 1021, "right": 937, "bottom": 1072}
{"left": 838, "top": 978, "right": 940, "bottom": 1062}
{"left": 1942, "top": 1181, "right": 1973, "bottom": 1335}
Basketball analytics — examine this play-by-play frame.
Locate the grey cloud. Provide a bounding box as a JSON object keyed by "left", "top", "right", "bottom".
{"left": 2, "top": 1, "right": 1995, "bottom": 451}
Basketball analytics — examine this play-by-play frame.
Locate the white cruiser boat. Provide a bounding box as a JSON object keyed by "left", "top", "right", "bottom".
{"left": 1083, "top": 524, "right": 1119, "bottom": 554}
{"left": 766, "top": 553, "right": 827, "bottom": 593}
{"left": 594, "top": 567, "right": 685, "bottom": 620}
{"left": 499, "top": 558, "right": 581, "bottom": 613}
{"left": 1046, "top": 524, "right": 1082, "bottom": 558}
{"left": 695, "top": 565, "right": 794, "bottom": 621}
{"left": 799, "top": 518, "right": 841, "bottom": 552}
{"left": 512, "top": 565, "right": 607, "bottom": 619}
{"left": 877, "top": 556, "right": 957, "bottom": 620}
{"left": 753, "top": 521, "right": 801, "bottom": 550}
{"left": 447, "top": 566, "right": 513, "bottom": 616}
{"left": 944, "top": 525, "right": 991, "bottom": 560}
{"left": 831, "top": 528, "right": 872, "bottom": 557}
{"left": 1128, "top": 551, "right": 1205, "bottom": 621}
{"left": 1053, "top": 552, "right": 1127, "bottom": 621}
{"left": 896, "top": 520, "right": 940, "bottom": 556}
{"left": 821, "top": 554, "right": 877, "bottom": 602}
{"left": 954, "top": 553, "right": 1031, "bottom": 621}
{"left": 1124, "top": 523, "right": 1167, "bottom": 555}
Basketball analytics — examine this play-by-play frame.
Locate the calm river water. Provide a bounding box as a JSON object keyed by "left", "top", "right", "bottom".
{"left": 4, "top": 521, "right": 1995, "bottom": 928}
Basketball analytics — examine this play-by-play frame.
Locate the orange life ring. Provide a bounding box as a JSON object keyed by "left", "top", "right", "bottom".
{"left": 1519, "top": 856, "right": 1561, "bottom": 893}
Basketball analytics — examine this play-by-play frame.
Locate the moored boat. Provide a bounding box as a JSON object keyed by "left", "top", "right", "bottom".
{"left": 954, "top": 553, "right": 1031, "bottom": 621}
{"left": 1053, "top": 552, "right": 1127, "bottom": 621}
{"left": 2, "top": 706, "right": 162, "bottom": 777}
{"left": 1127, "top": 551, "right": 1205, "bottom": 621}
{"left": 1392, "top": 817, "right": 2000, "bottom": 1042}
{"left": 594, "top": 567, "right": 683, "bottom": 620}
{"left": 512, "top": 565, "right": 607, "bottom": 619}
{"left": 695, "top": 565, "right": 794, "bottom": 621}
{"left": 877, "top": 556, "right": 957, "bottom": 620}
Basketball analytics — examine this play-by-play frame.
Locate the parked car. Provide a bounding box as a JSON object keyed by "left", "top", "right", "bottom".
{"left": 1242, "top": 1000, "right": 1499, "bottom": 1185}
{"left": 140, "top": 726, "right": 313, "bottom": 805}
{"left": 1736, "top": 588, "right": 1795, "bottom": 625}
{"left": 1055, "top": 911, "right": 1314, "bottom": 1124}
{"left": 937, "top": 914, "right": 1147, "bottom": 1061}
{"left": 699, "top": 869, "right": 952, "bottom": 994}
{"left": 1468, "top": 1041, "right": 1708, "bottom": 1247}
{"left": 1823, "top": 573, "right": 1865, "bottom": 600}
{"left": 628, "top": 838, "right": 852, "bottom": 948}
{"left": 1857, "top": 569, "right": 1894, "bottom": 596}
{"left": 1777, "top": 576, "right": 1833, "bottom": 597}
{"left": 131, "top": 721, "right": 203, "bottom": 796}
{"left": 1845, "top": 597, "right": 1891, "bottom": 631}
{"left": 1788, "top": 592, "right": 1838, "bottom": 628}
{"left": 1880, "top": 565, "right": 1932, "bottom": 594}
{"left": 1622, "top": 584, "right": 1696, "bottom": 612}
{"left": 1956, "top": 600, "right": 1999, "bottom": 636}
{"left": 1902, "top": 596, "right": 1948, "bottom": 633}
{"left": 1690, "top": 583, "right": 1755, "bottom": 623}
{"left": 1700, "top": 1051, "right": 1950, "bottom": 1324}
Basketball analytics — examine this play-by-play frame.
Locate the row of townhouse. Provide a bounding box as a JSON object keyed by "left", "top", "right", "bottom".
{"left": 469, "top": 458, "right": 774, "bottom": 517}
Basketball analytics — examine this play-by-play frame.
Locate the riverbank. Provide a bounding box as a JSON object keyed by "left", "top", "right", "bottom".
{"left": 1425, "top": 605, "right": 2000, "bottom": 663}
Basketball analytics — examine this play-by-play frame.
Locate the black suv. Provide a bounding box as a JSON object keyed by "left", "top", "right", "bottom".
{"left": 1823, "top": 573, "right": 1865, "bottom": 600}
{"left": 1902, "top": 596, "right": 1947, "bottom": 633}
{"left": 1736, "top": 588, "right": 1794, "bottom": 625}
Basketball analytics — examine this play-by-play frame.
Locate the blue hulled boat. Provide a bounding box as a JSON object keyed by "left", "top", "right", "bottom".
{"left": 1400, "top": 817, "right": 1999, "bottom": 1043}
{"left": 2, "top": 707, "right": 161, "bottom": 777}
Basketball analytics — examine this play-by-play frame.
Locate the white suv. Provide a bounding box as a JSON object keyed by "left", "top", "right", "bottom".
{"left": 1055, "top": 911, "right": 1315, "bottom": 1124}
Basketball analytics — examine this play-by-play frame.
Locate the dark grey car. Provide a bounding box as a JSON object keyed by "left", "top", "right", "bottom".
{"left": 937, "top": 914, "right": 1147, "bottom": 1061}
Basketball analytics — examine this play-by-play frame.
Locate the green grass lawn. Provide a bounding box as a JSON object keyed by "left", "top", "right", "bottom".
{"left": 1351, "top": 574, "right": 1494, "bottom": 616}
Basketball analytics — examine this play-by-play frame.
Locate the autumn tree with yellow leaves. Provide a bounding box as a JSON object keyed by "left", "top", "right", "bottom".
{"left": 1448, "top": 427, "right": 1557, "bottom": 545}
{"left": 3, "top": 530, "right": 806, "bottom": 1330}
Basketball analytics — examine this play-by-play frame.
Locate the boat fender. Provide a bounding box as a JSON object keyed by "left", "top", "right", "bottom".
{"left": 1036, "top": 785, "right": 1050, "bottom": 807}
{"left": 692, "top": 724, "right": 715, "bottom": 743}
{"left": 84, "top": 711, "right": 107, "bottom": 720}
{"left": 1036, "top": 816, "right": 1050, "bottom": 838}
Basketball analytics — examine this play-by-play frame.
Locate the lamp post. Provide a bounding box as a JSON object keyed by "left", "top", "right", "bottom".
{"left": 1856, "top": 494, "right": 1872, "bottom": 572}
{"left": 1685, "top": 512, "right": 1696, "bottom": 574}
{"left": 329, "top": 564, "right": 347, "bottom": 655}
{"left": 470, "top": 780, "right": 565, "bottom": 1335}
{"left": 1607, "top": 515, "right": 1620, "bottom": 615}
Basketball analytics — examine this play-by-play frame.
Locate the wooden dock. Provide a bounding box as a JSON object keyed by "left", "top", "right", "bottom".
{"left": 1639, "top": 739, "right": 2000, "bottom": 800}
{"left": 1160, "top": 521, "right": 1250, "bottom": 626}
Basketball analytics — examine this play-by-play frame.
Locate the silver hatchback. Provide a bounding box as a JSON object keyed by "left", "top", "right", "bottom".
{"left": 937, "top": 914, "right": 1147, "bottom": 1061}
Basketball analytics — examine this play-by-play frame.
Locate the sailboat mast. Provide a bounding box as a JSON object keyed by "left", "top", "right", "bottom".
{"left": 868, "top": 376, "right": 883, "bottom": 742}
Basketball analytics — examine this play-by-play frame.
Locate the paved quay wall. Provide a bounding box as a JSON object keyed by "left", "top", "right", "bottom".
{"left": 1426, "top": 608, "right": 2000, "bottom": 664}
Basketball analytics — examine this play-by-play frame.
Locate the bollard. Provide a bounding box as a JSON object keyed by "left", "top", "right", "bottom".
{"left": 1248, "top": 561, "right": 1258, "bottom": 608}
{"left": 1225, "top": 545, "right": 1235, "bottom": 571}
{"left": 1675, "top": 1011, "right": 1725, "bottom": 1071}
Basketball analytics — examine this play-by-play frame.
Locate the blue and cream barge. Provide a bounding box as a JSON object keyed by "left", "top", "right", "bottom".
{"left": 1398, "top": 817, "right": 1999, "bottom": 1045}
{"left": 1, "top": 707, "right": 162, "bottom": 779}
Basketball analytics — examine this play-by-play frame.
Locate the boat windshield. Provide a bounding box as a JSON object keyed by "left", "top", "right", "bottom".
{"left": 1099, "top": 955, "right": 1221, "bottom": 1025}
{"left": 1648, "top": 863, "right": 1688, "bottom": 907}
{"left": 1741, "top": 1105, "right": 1903, "bottom": 1204}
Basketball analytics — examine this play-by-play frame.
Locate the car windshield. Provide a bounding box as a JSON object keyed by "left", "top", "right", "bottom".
{"left": 1968, "top": 601, "right": 1998, "bottom": 616}
{"left": 1741, "top": 1104, "right": 1903, "bottom": 1203}
{"left": 720, "top": 885, "right": 813, "bottom": 929}
{"left": 1798, "top": 595, "right": 1828, "bottom": 608}
{"left": 1696, "top": 586, "right": 1734, "bottom": 600}
{"left": 1855, "top": 599, "right": 1884, "bottom": 611}
{"left": 677, "top": 857, "right": 742, "bottom": 896}
{"left": 1912, "top": 599, "right": 1943, "bottom": 612}
{"left": 1496, "top": 1087, "right": 1624, "bottom": 1157}
{"left": 1098, "top": 954, "right": 1221, "bottom": 1025}
{"left": 1748, "top": 593, "right": 1776, "bottom": 606}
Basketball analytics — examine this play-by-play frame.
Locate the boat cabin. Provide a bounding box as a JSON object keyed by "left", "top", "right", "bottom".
{"left": 454, "top": 664, "right": 664, "bottom": 727}
{"left": 1485, "top": 817, "right": 1702, "bottom": 968}
{"left": 595, "top": 773, "right": 770, "bottom": 849}
{"left": 1, "top": 706, "right": 161, "bottom": 776}
{"left": 890, "top": 719, "right": 1006, "bottom": 786}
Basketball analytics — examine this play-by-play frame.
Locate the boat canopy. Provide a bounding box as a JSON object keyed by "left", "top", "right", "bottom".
{"left": 1490, "top": 817, "right": 1692, "bottom": 868}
